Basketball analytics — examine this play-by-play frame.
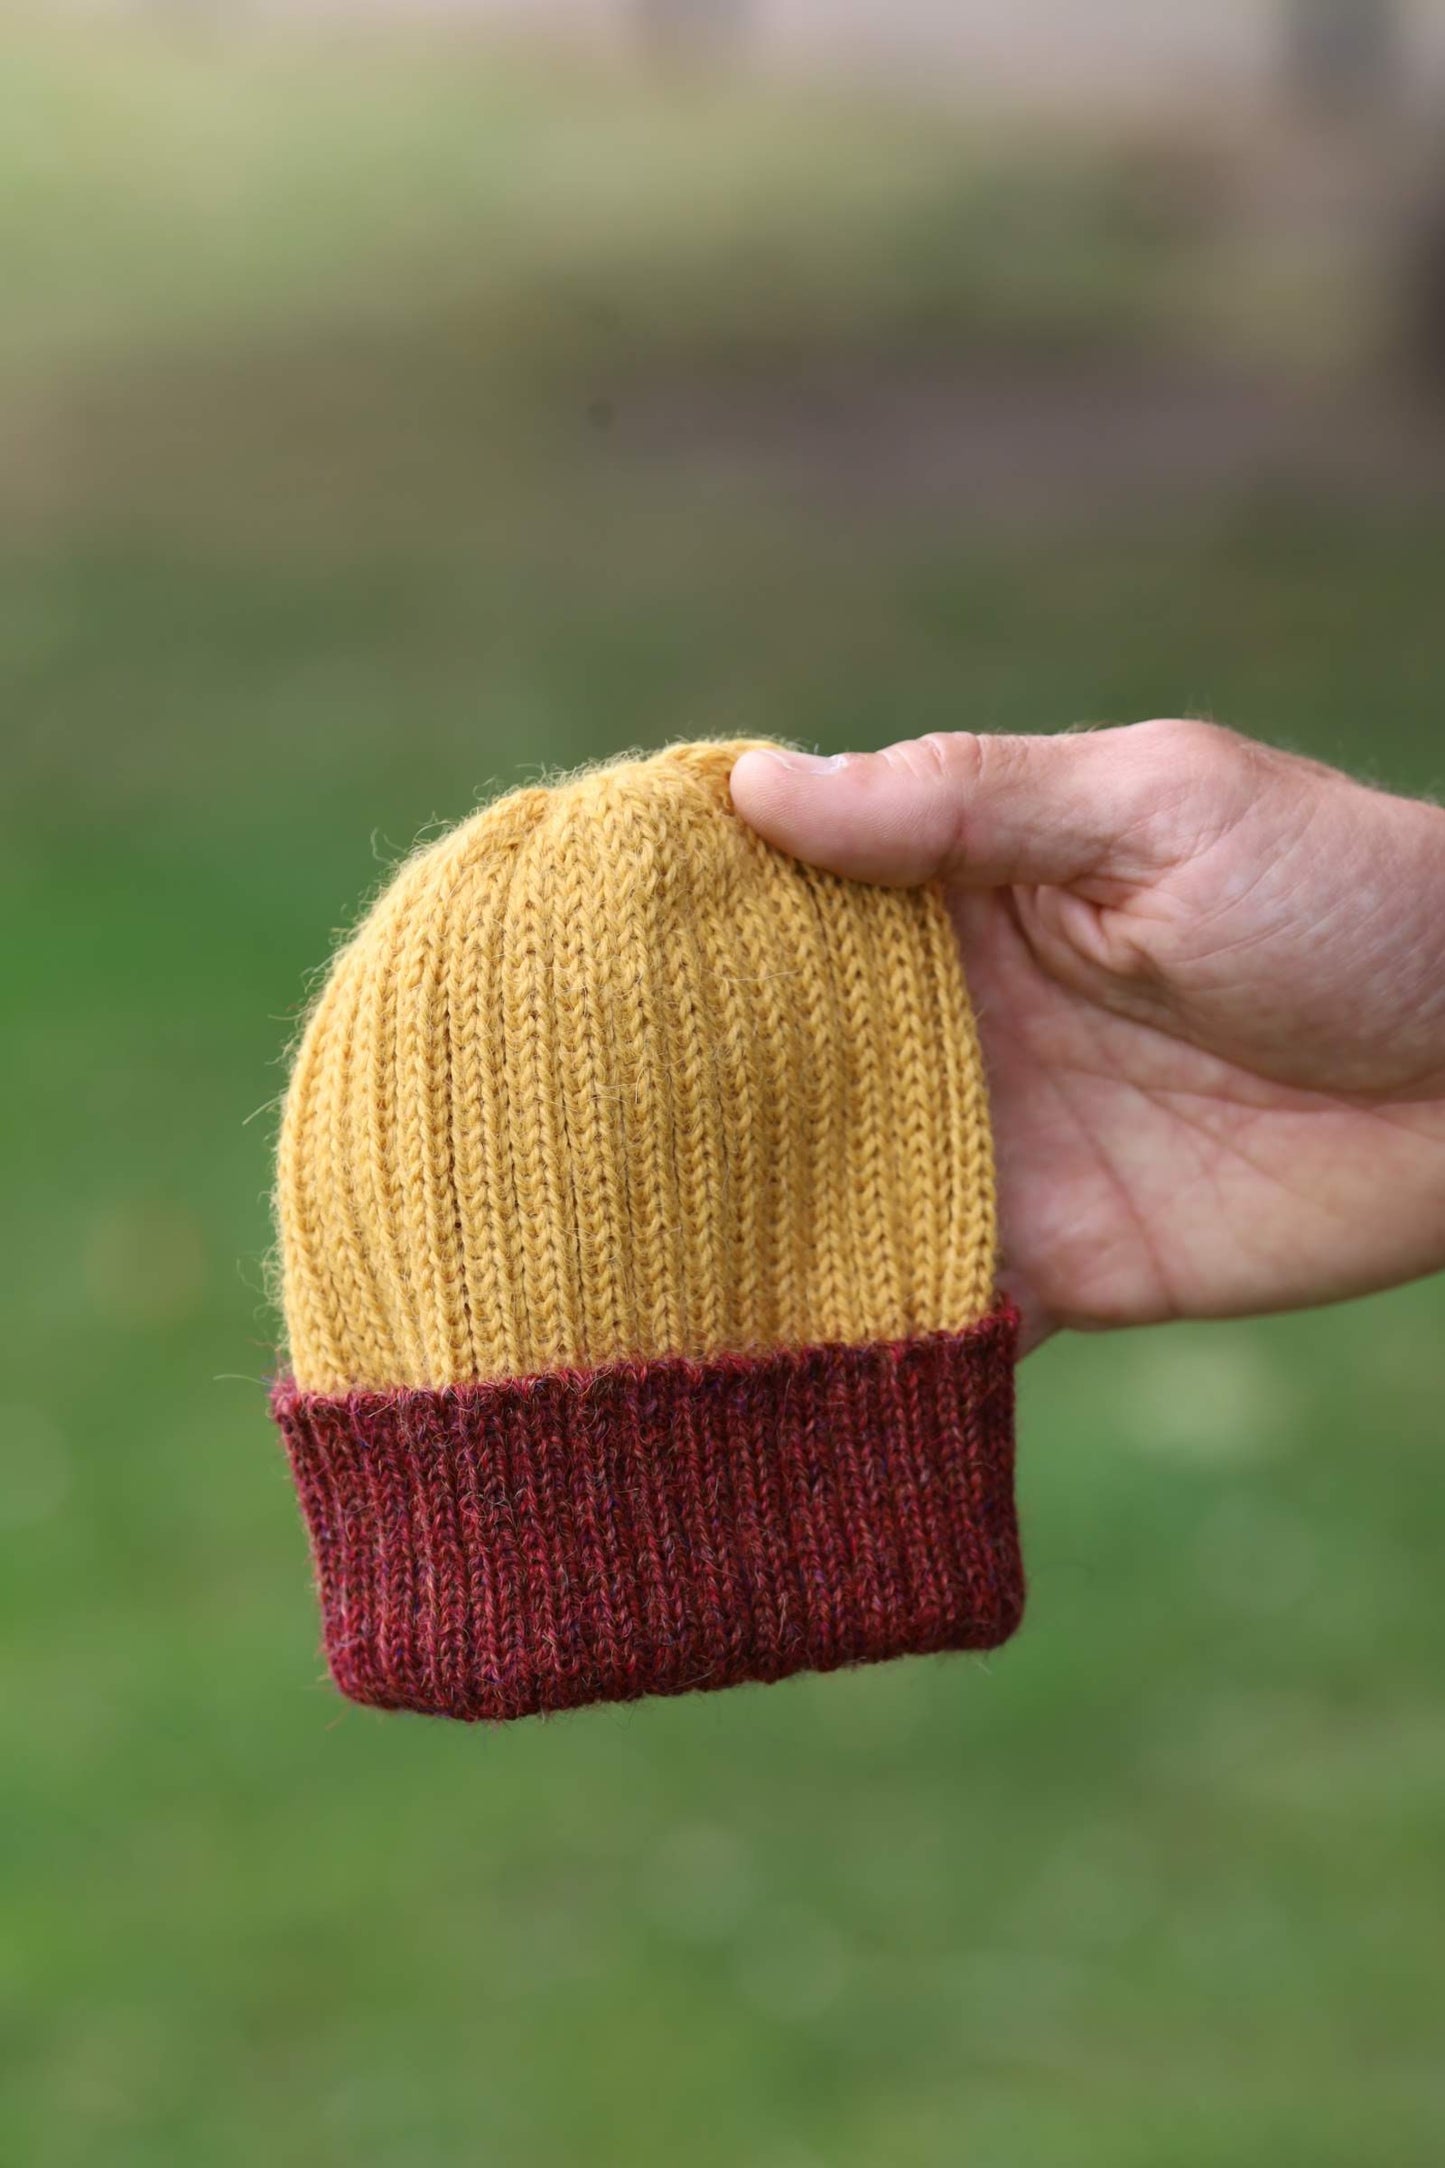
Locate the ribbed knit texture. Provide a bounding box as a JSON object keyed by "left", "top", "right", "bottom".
{"left": 277, "top": 739, "right": 995, "bottom": 1394}
{"left": 273, "top": 1313, "right": 1020, "bottom": 1721}
{"left": 271, "top": 740, "right": 1023, "bottom": 1720}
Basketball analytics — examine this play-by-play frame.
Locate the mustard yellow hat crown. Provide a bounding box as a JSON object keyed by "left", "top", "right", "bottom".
{"left": 272, "top": 741, "right": 1022, "bottom": 1721}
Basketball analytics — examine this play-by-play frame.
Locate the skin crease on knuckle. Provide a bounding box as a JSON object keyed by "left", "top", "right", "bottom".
{"left": 891, "top": 730, "right": 982, "bottom": 784}
{"left": 863, "top": 733, "right": 981, "bottom": 877}
{"left": 915, "top": 731, "right": 988, "bottom": 872}
{"left": 921, "top": 730, "right": 1057, "bottom": 878}
{"left": 881, "top": 730, "right": 987, "bottom": 810}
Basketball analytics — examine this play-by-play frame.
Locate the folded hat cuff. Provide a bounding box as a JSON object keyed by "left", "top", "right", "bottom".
{"left": 271, "top": 1305, "right": 1023, "bottom": 1723}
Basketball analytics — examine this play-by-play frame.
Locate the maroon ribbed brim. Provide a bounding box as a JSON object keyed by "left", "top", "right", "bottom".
{"left": 271, "top": 1308, "right": 1022, "bottom": 1723}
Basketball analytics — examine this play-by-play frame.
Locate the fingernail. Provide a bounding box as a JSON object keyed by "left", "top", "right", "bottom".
{"left": 753, "top": 749, "right": 853, "bottom": 775}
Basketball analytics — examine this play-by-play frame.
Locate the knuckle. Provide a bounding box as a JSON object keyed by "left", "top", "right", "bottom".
{"left": 1128, "top": 716, "right": 1240, "bottom": 768}
{"left": 878, "top": 732, "right": 988, "bottom": 875}
{"left": 1126, "top": 716, "right": 1260, "bottom": 808}
{"left": 882, "top": 731, "right": 976, "bottom": 788}
{"left": 885, "top": 729, "right": 1016, "bottom": 795}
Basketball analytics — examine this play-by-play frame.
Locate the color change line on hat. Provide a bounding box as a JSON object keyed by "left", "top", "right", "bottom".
{"left": 270, "top": 740, "right": 1024, "bottom": 1721}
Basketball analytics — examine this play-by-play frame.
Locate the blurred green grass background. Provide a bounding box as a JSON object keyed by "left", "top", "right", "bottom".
{"left": 3, "top": 17, "right": 1444, "bottom": 2168}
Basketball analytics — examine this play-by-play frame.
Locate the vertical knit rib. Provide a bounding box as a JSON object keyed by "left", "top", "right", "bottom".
{"left": 271, "top": 750, "right": 1023, "bottom": 1717}
{"left": 274, "top": 1312, "right": 1022, "bottom": 1722}
{"left": 276, "top": 741, "right": 998, "bottom": 1395}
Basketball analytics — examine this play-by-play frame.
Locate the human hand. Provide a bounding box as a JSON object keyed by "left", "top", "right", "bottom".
{"left": 731, "top": 723, "right": 1445, "bottom": 1351}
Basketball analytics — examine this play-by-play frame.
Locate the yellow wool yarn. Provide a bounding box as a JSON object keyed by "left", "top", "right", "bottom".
{"left": 276, "top": 740, "right": 997, "bottom": 1393}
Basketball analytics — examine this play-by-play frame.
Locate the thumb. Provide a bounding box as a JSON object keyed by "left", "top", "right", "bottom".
{"left": 730, "top": 726, "right": 1194, "bottom": 889}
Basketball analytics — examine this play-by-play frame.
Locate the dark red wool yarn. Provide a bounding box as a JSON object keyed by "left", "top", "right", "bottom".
{"left": 272, "top": 1308, "right": 1023, "bottom": 1723}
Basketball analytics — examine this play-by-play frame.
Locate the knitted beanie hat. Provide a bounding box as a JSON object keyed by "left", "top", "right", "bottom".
{"left": 271, "top": 740, "right": 1022, "bottom": 1721}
